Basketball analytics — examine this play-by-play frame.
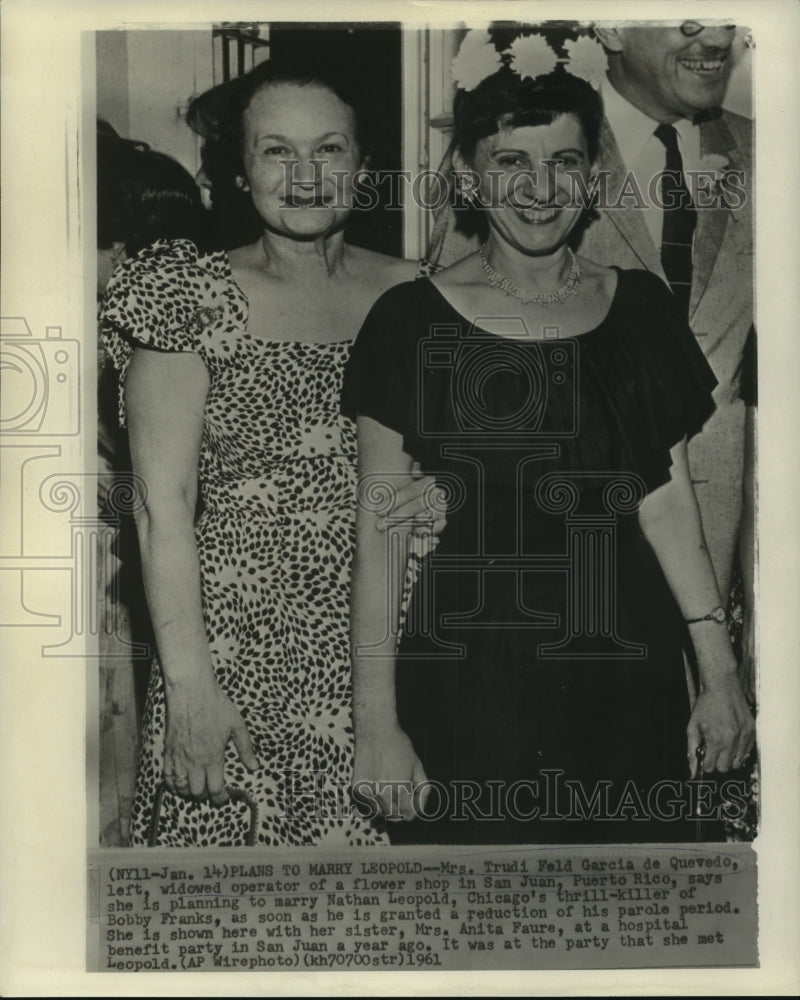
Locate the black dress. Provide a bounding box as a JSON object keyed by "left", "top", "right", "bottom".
{"left": 342, "top": 269, "right": 721, "bottom": 845}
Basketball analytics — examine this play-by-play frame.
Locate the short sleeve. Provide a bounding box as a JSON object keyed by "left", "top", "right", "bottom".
{"left": 343, "top": 269, "right": 719, "bottom": 493}
{"left": 612, "top": 269, "right": 718, "bottom": 491}
{"left": 99, "top": 238, "right": 247, "bottom": 426}
{"left": 341, "top": 282, "right": 422, "bottom": 445}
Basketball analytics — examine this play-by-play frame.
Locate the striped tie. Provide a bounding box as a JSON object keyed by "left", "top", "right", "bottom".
{"left": 654, "top": 123, "right": 697, "bottom": 317}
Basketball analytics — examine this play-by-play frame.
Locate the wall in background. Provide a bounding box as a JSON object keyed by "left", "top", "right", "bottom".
{"left": 96, "top": 30, "right": 214, "bottom": 176}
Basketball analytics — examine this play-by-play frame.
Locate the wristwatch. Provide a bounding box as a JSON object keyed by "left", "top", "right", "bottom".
{"left": 685, "top": 606, "right": 728, "bottom": 625}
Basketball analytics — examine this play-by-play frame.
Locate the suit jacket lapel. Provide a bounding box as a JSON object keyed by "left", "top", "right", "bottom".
{"left": 690, "top": 115, "right": 740, "bottom": 317}
{"left": 597, "top": 119, "right": 664, "bottom": 276}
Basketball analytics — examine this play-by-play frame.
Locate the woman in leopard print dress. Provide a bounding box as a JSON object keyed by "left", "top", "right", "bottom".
{"left": 101, "top": 55, "right": 438, "bottom": 846}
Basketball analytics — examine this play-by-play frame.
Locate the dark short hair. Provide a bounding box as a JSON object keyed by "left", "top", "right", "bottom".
{"left": 97, "top": 122, "right": 211, "bottom": 255}
{"left": 188, "top": 53, "right": 372, "bottom": 185}
{"left": 453, "top": 66, "right": 604, "bottom": 164}
{"left": 186, "top": 53, "right": 373, "bottom": 249}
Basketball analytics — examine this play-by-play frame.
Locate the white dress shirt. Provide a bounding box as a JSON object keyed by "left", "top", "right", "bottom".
{"left": 600, "top": 76, "right": 701, "bottom": 250}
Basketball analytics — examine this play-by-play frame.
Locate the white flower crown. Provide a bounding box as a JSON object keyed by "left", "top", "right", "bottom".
{"left": 451, "top": 29, "right": 607, "bottom": 93}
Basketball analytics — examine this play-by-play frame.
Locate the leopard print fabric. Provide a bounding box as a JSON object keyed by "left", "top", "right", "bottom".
{"left": 101, "top": 239, "right": 389, "bottom": 846}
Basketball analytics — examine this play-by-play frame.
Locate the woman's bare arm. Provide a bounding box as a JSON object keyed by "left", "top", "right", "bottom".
{"left": 639, "top": 438, "right": 755, "bottom": 775}
{"left": 126, "top": 348, "right": 257, "bottom": 802}
{"left": 350, "top": 415, "right": 427, "bottom": 820}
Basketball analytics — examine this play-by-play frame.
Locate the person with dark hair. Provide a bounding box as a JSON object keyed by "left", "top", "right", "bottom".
{"left": 96, "top": 122, "right": 212, "bottom": 292}
{"left": 185, "top": 55, "right": 377, "bottom": 251}
{"left": 345, "top": 40, "right": 754, "bottom": 845}
{"left": 100, "top": 56, "right": 440, "bottom": 847}
{"left": 96, "top": 120, "right": 212, "bottom": 518}
{"left": 96, "top": 120, "right": 213, "bottom": 843}
{"left": 97, "top": 122, "right": 212, "bottom": 462}
{"left": 184, "top": 83, "right": 265, "bottom": 249}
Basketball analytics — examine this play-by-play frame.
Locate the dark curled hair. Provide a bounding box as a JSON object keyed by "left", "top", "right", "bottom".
{"left": 97, "top": 121, "right": 211, "bottom": 255}
{"left": 186, "top": 53, "right": 374, "bottom": 248}
{"left": 453, "top": 66, "right": 603, "bottom": 164}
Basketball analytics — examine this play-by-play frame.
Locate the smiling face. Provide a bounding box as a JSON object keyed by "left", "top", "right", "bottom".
{"left": 606, "top": 24, "right": 736, "bottom": 122}
{"left": 240, "top": 81, "right": 363, "bottom": 239}
{"left": 462, "top": 113, "right": 592, "bottom": 257}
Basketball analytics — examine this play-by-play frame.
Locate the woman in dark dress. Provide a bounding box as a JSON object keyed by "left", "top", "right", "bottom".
{"left": 344, "top": 64, "right": 754, "bottom": 845}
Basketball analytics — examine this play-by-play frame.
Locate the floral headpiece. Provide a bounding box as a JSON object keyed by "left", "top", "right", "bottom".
{"left": 451, "top": 29, "right": 607, "bottom": 92}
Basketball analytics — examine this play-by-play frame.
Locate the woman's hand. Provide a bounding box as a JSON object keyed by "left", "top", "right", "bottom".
{"left": 352, "top": 724, "right": 428, "bottom": 822}
{"left": 125, "top": 349, "right": 261, "bottom": 807}
{"left": 687, "top": 672, "right": 756, "bottom": 776}
{"left": 377, "top": 461, "right": 447, "bottom": 551}
{"left": 163, "top": 674, "right": 259, "bottom": 804}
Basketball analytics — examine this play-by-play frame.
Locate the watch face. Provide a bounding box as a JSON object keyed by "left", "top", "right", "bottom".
{"left": 712, "top": 606, "right": 727, "bottom": 623}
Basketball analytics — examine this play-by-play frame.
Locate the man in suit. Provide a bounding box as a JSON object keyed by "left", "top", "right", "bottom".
{"left": 581, "top": 23, "right": 753, "bottom": 602}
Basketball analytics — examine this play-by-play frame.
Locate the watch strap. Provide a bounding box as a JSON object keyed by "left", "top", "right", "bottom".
{"left": 685, "top": 606, "right": 728, "bottom": 625}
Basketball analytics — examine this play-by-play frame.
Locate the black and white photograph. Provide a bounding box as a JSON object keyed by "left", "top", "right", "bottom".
{"left": 95, "top": 17, "right": 760, "bottom": 847}
{"left": 1, "top": 0, "right": 799, "bottom": 994}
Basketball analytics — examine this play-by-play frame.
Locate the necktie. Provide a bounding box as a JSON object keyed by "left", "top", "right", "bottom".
{"left": 654, "top": 123, "right": 697, "bottom": 317}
